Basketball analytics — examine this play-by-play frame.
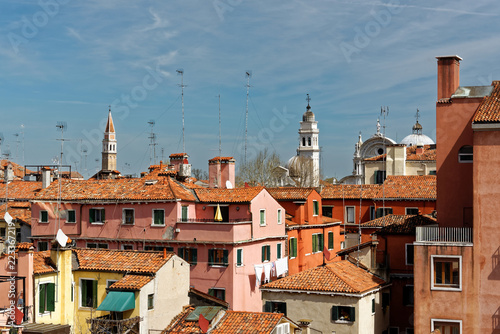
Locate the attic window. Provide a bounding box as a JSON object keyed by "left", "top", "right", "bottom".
{"left": 458, "top": 145, "right": 473, "bottom": 163}
{"left": 145, "top": 179, "right": 158, "bottom": 185}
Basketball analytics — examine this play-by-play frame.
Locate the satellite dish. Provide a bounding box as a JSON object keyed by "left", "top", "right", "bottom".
{"left": 4, "top": 212, "right": 13, "bottom": 224}
{"left": 226, "top": 180, "right": 233, "bottom": 189}
{"left": 56, "top": 229, "right": 69, "bottom": 247}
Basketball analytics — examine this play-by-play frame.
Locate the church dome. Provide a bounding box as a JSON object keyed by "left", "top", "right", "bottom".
{"left": 302, "top": 104, "right": 315, "bottom": 122}
{"left": 400, "top": 133, "right": 435, "bottom": 147}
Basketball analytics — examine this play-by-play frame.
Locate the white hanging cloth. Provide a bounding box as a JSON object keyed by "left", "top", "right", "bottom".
{"left": 263, "top": 263, "right": 272, "bottom": 283}
{"left": 254, "top": 264, "right": 263, "bottom": 287}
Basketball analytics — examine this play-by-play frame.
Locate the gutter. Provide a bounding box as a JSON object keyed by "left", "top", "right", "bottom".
{"left": 261, "top": 283, "right": 392, "bottom": 298}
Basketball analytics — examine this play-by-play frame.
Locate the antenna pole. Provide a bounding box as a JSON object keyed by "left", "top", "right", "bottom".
{"left": 148, "top": 120, "right": 157, "bottom": 165}
{"left": 380, "top": 106, "right": 389, "bottom": 224}
{"left": 244, "top": 71, "right": 252, "bottom": 164}
{"left": 218, "top": 94, "right": 222, "bottom": 159}
{"left": 177, "top": 69, "right": 186, "bottom": 153}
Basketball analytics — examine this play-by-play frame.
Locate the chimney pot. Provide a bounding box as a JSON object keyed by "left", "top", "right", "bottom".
{"left": 436, "top": 55, "right": 462, "bottom": 100}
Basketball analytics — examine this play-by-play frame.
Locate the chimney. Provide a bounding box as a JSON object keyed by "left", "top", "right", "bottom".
{"left": 297, "top": 319, "right": 312, "bottom": 334}
{"left": 436, "top": 55, "right": 462, "bottom": 100}
{"left": 41, "top": 167, "right": 52, "bottom": 189}
{"left": 4, "top": 163, "right": 14, "bottom": 182}
{"left": 208, "top": 157, "right": 235, "bottom": 188}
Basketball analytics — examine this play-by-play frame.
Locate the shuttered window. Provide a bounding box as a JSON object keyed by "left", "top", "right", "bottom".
{"left": 39, "top": 282, "right": 55, "bottom": 313}
{"left": 208, "top": 249, "right": 228, "bottom": 266}
{"left": 289, "top": 238, "right": 297, "bottom": 258}
{"left": 261, "top": 245, "right": 271, "bottom": 262}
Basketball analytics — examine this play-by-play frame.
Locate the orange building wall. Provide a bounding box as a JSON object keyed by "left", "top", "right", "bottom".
{"left": 373, "top": 200, "right": 436, "bottom": 216}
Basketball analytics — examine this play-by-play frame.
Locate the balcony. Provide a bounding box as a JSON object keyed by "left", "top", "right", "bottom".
{"left": 87, "top": 315, "right": 142, "bottom": 334}
{"left": 416, "top": 226, "right": 473, "bottom": 246}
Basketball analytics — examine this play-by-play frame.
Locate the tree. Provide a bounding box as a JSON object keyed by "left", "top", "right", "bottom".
{"left": 192, "top": 168, "right": 208, "bottom": 181}
{"left": 287, "top": 155, "right": 315, "bottom": 187}
{"left": 236, "top": 149, "right": 282, "bottom": 186}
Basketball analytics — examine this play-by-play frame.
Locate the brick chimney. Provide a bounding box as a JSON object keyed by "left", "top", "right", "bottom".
{"left": 436, "top": 55, "right": 462, "bottom": 100}
{"left": 208, "top": 157, "right": 235, "bottom": 188}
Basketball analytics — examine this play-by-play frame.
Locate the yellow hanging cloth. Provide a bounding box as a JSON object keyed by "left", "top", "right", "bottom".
{"left": 214, "top": 204, "right": 223, "bottom": 222}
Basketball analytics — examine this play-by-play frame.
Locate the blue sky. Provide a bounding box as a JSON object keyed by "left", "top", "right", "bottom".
{"left": 1, "top": 0, "right": 499, "bottom": 179}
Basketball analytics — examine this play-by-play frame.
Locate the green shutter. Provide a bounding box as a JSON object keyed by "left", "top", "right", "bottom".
{"left": 92, "top": 280, "right": 98, "bottom": 308}
{"left": 291, "top": 238, "right": 297, "bottom": 258}
{"left": 331, "top": 306, "right": 339, "bottom": 321}
{"left": 223, "top": 250, "right": 229, "bottom": 265}
{"left": 349, "top": 307, "right": 355, "bottom": 322}
{"left": 372, "top": 298, "right": 375, "bottom": 313}
{"left": 182, "top": 206, "right": 188, "bottom": 221}
{"left": 328, "top": 232, "right": 334, "bottom": 249}
{"left": 319, "top": 234, "right": 324, "bottom": 251}
{"left": 277, "top": 244, "right": 281, "bottom": 259}
{"left": 209, "top": 249, "right": 214, "bottom": 265}
{"left": 101, "top": 209, "right": 105, "bottom": 222}
{"left": 89, "top": 209, "right": 95, "bottom": 223}
{"left": 313, "top": 201, "right": 319, "bottom": 215}
{"left": 312, "top": 234, "right": 317, "bottom": 252}
{"left": 237, "top": 249, "right": 242, "bottom": 265}
{"left": 178, "top": 248, "right": 185, "bottom": 259}
{"left": 192, "top": 249, "right": 197, "bottom": 264}
{"left": 46, "top": 283, "right": 55, "bottom": 312}
{"left": 39, "top": 283, "right": 46, "bottom": 313}
{"left": 262, "top": 246, "right": 265, "bottom": 262}
{"left": 266, "top": 246, "right": 270, "bottom": 261}
{"left": 82, "top": 280, "right": 87, "bottom": 307}
{"left": 208, "top": 289, "right": 214, "bottom": 297}
{"left": 68, "top": 210, "right": 76, "bottom": 222}
{"left": 264, "top": 301, "right": 272, "bottom": 312}
{"left": 260, "top": 210, "right": 265, "bottom": 225}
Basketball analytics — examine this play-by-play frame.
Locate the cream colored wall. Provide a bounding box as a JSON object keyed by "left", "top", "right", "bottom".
{"left": 34, "top": 273, "right": 60, "bottom": 325}
{"left": 406, "top": 161, "right": 436, "bottom": 176}
{"left": 141, "top": 256, "right": 190, "bottom": 333}
{"left": 262, "top": 289, "right": 389, "bottom": 334}
{"left": 364, "top": 161, "right": 436, "bottom": 184}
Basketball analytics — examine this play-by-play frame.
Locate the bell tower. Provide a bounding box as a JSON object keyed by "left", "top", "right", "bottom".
{"left": 297, "top": 94, "right": 320, "bottom": 187}
{"left": 102, "top": 107, "right": 117, "bottom": 172}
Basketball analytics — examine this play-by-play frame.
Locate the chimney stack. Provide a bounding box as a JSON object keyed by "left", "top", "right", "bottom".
{"left": 436, "top": 55, "right": 462, "bottom": 100}
{"left": 42, "top": 167, "right": 52, "bottom": 189}
{"left": 4, "top": 163, "right": 14, "bottom": 182}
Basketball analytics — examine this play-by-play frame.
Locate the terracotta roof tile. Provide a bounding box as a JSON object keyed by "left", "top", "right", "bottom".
{"left": 162, "top": 306, "right": 204, "bottom": 333}
{"left": 194, "top": 187, "right": 264, "bottom": 203}
{"left": 0, "top": 202, "right": 32, "bottom": 224}
{"left": 320, "top": 184, "right": 379, "bottom": 199}
{"left": 211, "top": 311, "right": 283, "bottom": 334}
{"left": 169, "top": 153, "right": 188, "bottom": 158}
{"left": 261, "top": 260, "right": 385, "bottom": 294}
{"left": 189, "top": 287, "right": 230, "bottom": 308}
{"left": 473, "top": 81, "right": 500, "bottom": 123}
{"left": 109, "top": 274, "right": 153, "bottom": 290}
{"left": 16, "top": 242, "right": 33, "bottom": 251}
{"left": 208, "top": 157, "right": 234, "bottom": 162}
{"left": 73, "top": 249, "right": 172, "bottom": 274}
{"left": 266, "top": 187, "right": 315, "bottom": 200}
{"left": 1, "top": 160, "right": 34, "bottom": 179}
{"left": 33, "top": 251, "right": 57, "bottom": 274}
{"left": 34, "top": 177, "right": 196, "bottom": 202}
{"left": 0, "top": 181, "right": 42, "bottom": 200}
{"left": 362, "top": 214, "right": 436, "bottom": 231}
{"left": 374, "top": 175, "right": 436, "bottom": 199}
{"left": 337, "top": 241, "right": 376, "bottom": 256}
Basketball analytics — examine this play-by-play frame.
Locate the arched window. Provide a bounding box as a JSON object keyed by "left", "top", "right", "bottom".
{"left": 302, "top": 137, "right": 306, "bottom": 147}
{"left": 308, "top": 137, "right": 311, "bottom": 146}
{"left": 458, "top": 145, "right": 473, "bottom": 163}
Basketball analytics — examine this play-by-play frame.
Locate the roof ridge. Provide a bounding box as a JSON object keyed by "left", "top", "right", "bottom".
{"left": 324, "top": 263, "right": 359, "bottom": 292}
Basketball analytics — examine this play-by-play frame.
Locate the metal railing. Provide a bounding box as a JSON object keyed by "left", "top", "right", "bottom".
{"left": 176, "top": 218, "right": 250, "bottom": 223}
{"left": 416, "top": 226, "right": 472, "bottom": 244}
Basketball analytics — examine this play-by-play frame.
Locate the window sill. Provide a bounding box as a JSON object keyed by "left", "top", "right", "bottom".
{"left": 39, "top": 221, "right": 49, "bottom": 224}
{"left": 431, "top": 286, "right": 461, "bottom": 292}
{"left": 65, "top": 221, "right": 76, "bottom": 224}
{"left": 209, "top": 264, "right": 229, "bottom": 268}
{"left": 91, "top": 222, "right": 104, "bottom": 225}
{"left": 151, "top": 224, "right": 165, "bottom": 227}
{"left": 121, "top": 223, "right": 135, "bottom": 226}
{"left": 335, "top": 320, "right": 354, "bottom": 324}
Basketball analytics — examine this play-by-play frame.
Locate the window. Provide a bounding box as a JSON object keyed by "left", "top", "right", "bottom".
{"left": 406, "top": 244, "right": 414, "bottom": 265}
{"left": 322, "top": 206, "right": 333, "bottom": 218}
{"left": 80, "top": 279, "right": 98, "bottom": 308}
{"left": 429, "top": 170, "right": 437, "bottom": 175}
{"left": 260, "top": 209, "right": 266, "bottom": 226}
{"left": 65, "top": 210, "right": 76, "bottom": 223}
{"left": 345, "top": 206, "right": 355, "bottom": 223}
{"left": 277, "top": 243, "right": 282, "bottom": 259}
{"left": 87, "top": 243, "right": 108, "bottom": 249}
{"left": 372, "top": 298, "right": 375, "bottom": 314}
{"left": 209, "top": 249, "right": 228, "bottom": 266}
{"left": 106, "top": 280, "right": 117, "bottom": 290}
{"left": 312, "top": 233, "right": 324, "bottom": 253}
{"left": 328, "top": 231, "right": 334, "bottom": 250}
{"left": 178, "top": 247, "right": 197, "bottom": 265}
{"left": 370, "top": 206, "right": 376, "bottom": 220}
{"left": 123, "top": 209, "right": 134, "bottom": 225}
{"left": 289, "top": 238, "right": 297, "bottom": 258}
{"left": 39, "top": 282, "right": 55, "bottom": 313}
{"left": 262, "top": 245, "right": 271, "bottom": 262}
{"left": 340, "top": 241, "right": 345, "bottom": 250}
{"left": 382, "top": 292, "right": 390, "bottom": 309}
{"left": 432, "top": 256, "right": 461, "bottom": 290}
{"left": 376, "top": 207, "right": 393, "bottom": 218}
{"left": 236, "top": 249, "right": 243, "bottom": 266}
{"left": 308, "top": 137, "right": 311, "bottom": 146}
{"left": 403, "top": 285, "right": 414, "bottom": 306}
{"left": 431, "top": 319, "right": 461, "bottom": 334}
{"left": 405, "top": 207, "right": 419, "bottom": 215}
{"left": 181, "top": 206, "right": 188, "bottom": 222}
{"left": 121, "top": 244, "right": 134, "bottom": 250}
{"left": 331, "top": 306, "right": 355, "bottom": 322}
{"left": 152, "top": 209, "right": 164, "bottom": 226}
{"left": 148, "top": 294, "right": 154, "bottom": 310}
{"left": 40, "top": 210, "right": 49, "bottom": 223}
{"left": 313, "top": 200, "right": 319, "bottom": 216}
{"left": 458, "top": 145, "right": 473, "bottom": 163}
{"left": 375, "top": 170, "right": 386, "bottom": 184}
{"left": 0, "top": 227, "right": 5, "bottom": 238}
{"left": 302, "top": 137, "right": 306, "bottom": 147}
{"left": 277, "top": 209, "right": 282, "bottom": 224}
{"left": 38, "top": 241, "right": 49, "bottom": 251}
{"left": 263, "top": 301, "right": 287, "bottom": 316}
{"left": 208, "top": 288, "right": 225, "bottom": 301}
{"left": 89, "top": 208, "right": 105, "bottom": 224}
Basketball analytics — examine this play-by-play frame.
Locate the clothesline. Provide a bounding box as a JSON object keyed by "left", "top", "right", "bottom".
{"left": 254, "top": 256, "right": 288, "bottom": 287}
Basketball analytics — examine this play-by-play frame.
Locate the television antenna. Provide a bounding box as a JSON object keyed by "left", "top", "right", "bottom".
{"left": 244, "top": 71, "right": 252, "bottom": 164}
{"left": 13, "top": 133, "right": 19, "bottom": 162}
{"left": 148, "top": 120, "right": 157, "bottom": 165}
{"left": 20, "top": 124, "right": 25, "bottom": 167}
{"left": 177, "top": 69, "right": 187, "bottom": 153}
{"left": 56, "top": 121, "right": 68, "bottom": 166}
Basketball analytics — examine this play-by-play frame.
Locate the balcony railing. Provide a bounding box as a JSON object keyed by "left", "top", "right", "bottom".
{"left": 87, "top": 315, "right": 142, "bottom": 334}
{"left": 177, "top": 218, "right": 250, "bottom": 223}
{"left": 416, "top": 226, "right": 473, "bottom": 245}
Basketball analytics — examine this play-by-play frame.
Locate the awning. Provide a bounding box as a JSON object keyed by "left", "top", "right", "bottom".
{"left": 97, "top": 291, "right": 135, "bottom": 312}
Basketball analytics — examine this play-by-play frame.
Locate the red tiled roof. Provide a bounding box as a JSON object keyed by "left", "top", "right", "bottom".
{"left": 0, "top": 181, "right": 42, "bottom": 200}
{"left": 0, "top": 202, "right": 32, "bottom": 224}
{"left": 362, "top": 214, "right": 436, "bottom": 231}
{"left": 163, "top": 306, "right": 204, "bottom": 334}
{"left": 337, "top": 241, "right": 376, "bottom": 256}
{"left": 1, "top": 160, "right": 34, "bottom": 179}
{"left": 169, "top": 153, "right": 188, "bottom": 158}
{"left": 261, "top": 260, "right": 385, "bottom": 294}
{"left": 211, "top": 311, "right": 283, "bottom": 334}
{"left": 33, "top": 251, "right": 57, "bottom": 274}
{"left": 365, "top": 145, "right": 436, "bottom": 161}
{"left": 73, "top": 249, "right": 172, "bottom": 274}
{"left": 34, "top": 177, "right": 196, "bottom": 202}
{"left": 208, "top": 157, "right": 234, "bottom": 162}
{"left": 109, "top": 274, "right": 153, "bottom": 290}
{"left": 194, "top": 187, "right": 264, "bottom": 203}
{"left": 374, "top": 175, "right": 436, "bottom": 199}
{"left": 320, "top": 184, "right": 380, "bottom": 199}
{"left": 473, "top": 81, "right": 500, "bottom": 123}
{"left": 16, "top": 242, "right": 33, "bottom": 251}
{"left": 266, "top": 187, "right": 315, "bottom": 200}
{"left": 189, "top": 287, "right": 230, "bottom": 308}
